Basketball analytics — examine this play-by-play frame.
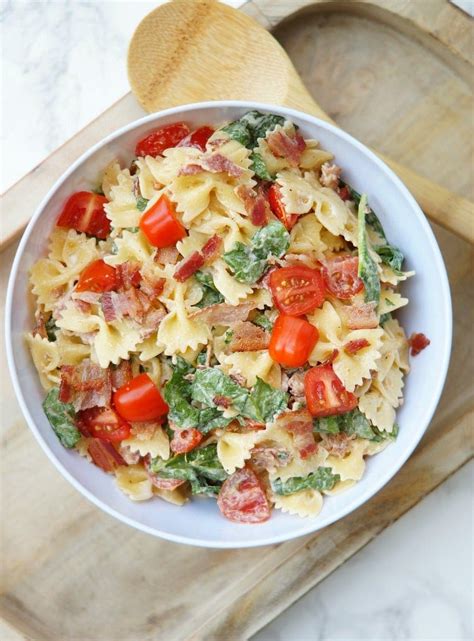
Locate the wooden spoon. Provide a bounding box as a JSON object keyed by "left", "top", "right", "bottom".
{"left": 128, "top": 0, "right": 473, "bottom": 243}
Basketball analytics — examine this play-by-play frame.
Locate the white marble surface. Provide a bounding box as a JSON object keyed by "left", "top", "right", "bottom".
{"left": 1, "top": 2, "right": 472, "bottom": 640}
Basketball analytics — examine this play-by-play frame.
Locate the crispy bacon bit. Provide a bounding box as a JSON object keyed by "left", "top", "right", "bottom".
{"left": 344, "top": 302, "right": 379, "bottom": 330}
{"left": 228, "top": 321, "right": 269, "bottom": 353}
{"left": 75, "top": 299, "right": 92, "bottom": 314}
{"left": 101, "top": 288, "right": 150, "bottom": 323}
{"left": 180, "top": 153, "right": 243, "bottom": 178}
{"left": 155, "top": 246, "right": 180, "bottom": 265}
{"left": 140, "top": 305, "right": 167, "bottom": 339}
{"left": 178, "top": 164, "right": 203, "bottom": 176}
{"left": 243, "top": 419, "right": 266, "bottom": 431}
{"left": 190, "top": 302, "right": 257, "bottom": 325}
{"left": 338, "top": 185, "right": 351, "bottom": 201}
{"left": 174, "top": 251, "right": 205, "bottom": 282}
{"left": 201, "top": 235, "right": 222, "bottom": 263}
{"left": 214, "top": 395, "right": 232, "bottom": 408}
{"left": 344, "top": 338, "right": 370, "bottom": 354}
{"left": 72, "top": 291, "right": 102, "bottom": 305}
{"left": 59, "top": 360, "right": 112, "bottom": 411}
{"left": 235, "top": 185, "right": 270, "bottom": 227}
{"left": 170, "top": 428, "right": 203, "bottom": 454}
{"left": 287, "top": 371, "right": 305, "bottom": 398}
{"left": 110, "top": 360, "right": 132, "bottom": 390}
{"left": 409, "top": 332, "right": 430, "bottom": 356}
{"left": 88, "top": 439, "right": 126, "bottom": 472}
{"left": 118, "top": 443, "right": 141, "bottom": 465}
{"left": 148, "top": 472, "right": 186, "bottom": 491}
{"left": 326, "top": 348, "right": 340, "bottom": 364}
{"left": 140, "top": 272, "right": 166, "bottom": 298}
{"left": 115, "top": 262, "right": 141, "bottom": 289}
{"left": 267, "top": 130, "right": 306, "bottom": 167}
{"left": 130, "top": 420, "right": 162, "bottom": 440}
{"left": 277, "top": 409, "right": 317, "bottom": 459}
{"left": 251, "top": 445, "right": 292, "bottom": 472}
{"left": 320, "top": 162, "right": 342, "bottom": 191}
{"left": 32, "top": 311, "right": 48, "bottom": 339}
{"left": 321, "top": 432, "right": 355, "bottom": 458}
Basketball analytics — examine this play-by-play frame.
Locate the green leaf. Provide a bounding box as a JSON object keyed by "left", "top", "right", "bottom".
{"left": 375, "top": 244, "right": 404, "bottom": 272}
{"left": 221, "top": 120, "right": 253, "bottom": 147}
{"left": 271, "top": 467, "right": 340, "bottom": 495}
{"left": 196, "top": 351, "right": 207, "bottom": 366}
{"left": 195, "top": 270, "right": 225, "bottom": 308}
{"left": 45, "top": 316, "right": 58, "bottom": 342}
{"left": 192, "top": 368, "right": 249, "bottom": 413}
{"left": 379, "top": 312, "right": 392, "bottom": 326}
{"left": 136, "top": 196, "right": 149, "bottom": 212}
{"left": 252, "top": 313, "right": 273, "bottom": 332}
{"left": 42, "top": 388, "right": 81, "bottom": 448}
{"left": 250, "top": 151, "right": 273, "bottom": 181}
{"left": 342, "top": 181, "right": 387, "bottom": 241}
{"left": 223, "top": 221, "right": 290, "bottom": 284}
{"left": 357, "top": 194, "right": 381, "bottom": 305}
{"left": 125, "top": 227, "right": 139, "bottom": 233}
{"left": 221, "top": 111, "right": 285, "bottom": 150}
{"left": 244, "top": 377, "right": 288, "bottom": 423}
{"left": 314, "top": 409, "right": 395, "bottom": 442}
{"left": 313, "top": 415, "right": 340, "bottom": 435}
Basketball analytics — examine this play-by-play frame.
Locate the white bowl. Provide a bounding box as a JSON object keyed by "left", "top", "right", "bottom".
{"left": 5, "top": 101, "right": 452, "bottom": 548}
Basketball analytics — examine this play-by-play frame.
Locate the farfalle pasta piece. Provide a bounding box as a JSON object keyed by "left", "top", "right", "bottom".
{"left": 299, "top": 139, "right": 334, "bottom": 171}
{"left": 217, "top": 431, "right": 259, "bottom": 473}
{"left": 122, "top": 426, "right": 170, "bottom": 460}
{"left": 326, "top": 439, "right": 367, "bottom": 481}
{"left": 101, "top": 160, "right": 122, "bottom": 200}
{"left": 218, "top": 350, "right": 281, "bottom": 388}
{"left": 115, "top": 465, "right": 154, "bottom": 501}
{"left": 105, "top": 230, "right": 154, "bottom": 266}
{"left": 25, "top": 333, "right": 60, "bottom": 389}
{"left": 273, "top": 488, "right": 323, "bottom": 518}
{"left": 288, "top": 213, "right": 328, "bottom": 259}
{"left": 255, "top": 121, "right": 299, "bottom": 174}
{"left": 378, "top": 288, "right": 409, "bottom": 315}
{"left": 104, "top": 167, "right": 141, "bottom": 230}
{"left": 210, "top": 259, "right": 253, "bottom": 305}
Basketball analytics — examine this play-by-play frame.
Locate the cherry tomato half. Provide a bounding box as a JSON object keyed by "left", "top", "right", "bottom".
{"left": 304, "top": 364, "right": 357, "bottom": 418}
{"left": 269, "top": 315, "right": 319, "bottom": 368}
{"left": 135, "top": 123, "right": 190, "bottom": 157}
{"left": 268, "top": 184, "right": 298, "bottom": 231}
{"left": 139, "top": 194, "right": 186, "bottom": 248}
{"left": 178, "top": 126, "right": 214, "bottom": 151}
{"left": 322, "top": 255, "right": 363, "bottom": 300}
{"left": 57, "top": 191, "right": 110, "bottom": 239}
{"left": 170, "top": 428, "right": 203, "bottom": 454}
{"left": 113, "top": 373, "right": 168, "bottom": 422}
{"left": 76, "top": 259, "right": 118, "bottom": 293}
{"left": 77, "top": 406, "right": 131, "bottom": 443}
{"left": 269, "top": 265, "right": 326, "bottom": 316}
{"left": 217, "top": 466, "right": 271, "bottom": 524}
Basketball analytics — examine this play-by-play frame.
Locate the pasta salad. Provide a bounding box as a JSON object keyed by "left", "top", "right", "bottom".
{"left": 27, "top": 111, "right": 430, "bottom": 523}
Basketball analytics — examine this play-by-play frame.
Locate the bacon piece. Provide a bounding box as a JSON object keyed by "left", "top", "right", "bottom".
{"left": 213, "top": 395, "right": 232, "bottom": 408}
{"left": 251, "top": 445, "right": 292, "bottom": 472}
{"left": 130, "top": 420, "right": 162, "bottom": 440}
{"left": 101, "top": 288, "right": 149, "bottom": 323}
{"left": 140, "top": 305, "right": 167, "bottom": 339}
{"left": 178, "top": 164, "right": 203, "bottom": 176}
{"left": 110, "top": 360, "right": 132, "bottom": 390}
{"left": 190, "top": 301, "right": 257, "bottom": 325}
{"left": 140, "top": 272, "right": 166, "bottom": 298}
{"left": 88, "top": 439, "right": 126, "bottom": 472}
{"left": 174, "top": 251, "right": 205, "bottom": 282}
{"left": 287, "top": 370, "right": 305, "bottom": 398}
{"left": 266, "top": 130, "right": 306, "bottom": 167}
{"left": 344, "top": 338, "right": 370, "bottom": 354}
{"left": 343, "top": 302, "right": 378, "bottom": 330}
{"left": 320, "top": 162, "right": 342, "bottom": 191}
{"left": 201, "top": 153, "right": 243, "bottom": 177}
{"left": 277, "top": 409, "right": 317, "bottom": 459}
{"left": 32, "top": 311, "right": 48, "bottom": 339}
{"left": 59, "top": 360, "right": 112, "bottom": 411}
{"left": 144, "top": 456, "right": 186, "bottom": 490}
{"left": 170, "top": 428, "right": 203, "bottom": 454}
{"left": 235, "top": 185, "right": 270, "bottom": 227}
{"left": 321, "top": 432, "right": 355, "bottom": 458}
{"left": 201, "top": 235, "right": 222, "bottom": 263}
{"left": 228, "top": 321, "right": 270, "bottom": 352}
{"left": 338, "top": 185, "right": 351, "bottom": 201}
{"left": 115, "top": 261, "right": 141, "bottom": 289}
{"left": 155, "top": 246, "right": 180, "bottom": 265}
{"left": 75, "top": 299, "right": 92, "bottom": 314}
{"left": 409, "top": 332, "right": 430, "bottom": 356}
{"left": 118, "top": 443, "right": 141, "bottom": 465}
{"left": 72, "top": 291, "right": 102, "bottom": 305}
{"left": 243, "top": 419, "right": 266, "bottom": 431}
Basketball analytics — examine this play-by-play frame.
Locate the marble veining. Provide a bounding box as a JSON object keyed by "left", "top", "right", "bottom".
{"left": 1, "top": 3, "right": 472, "bottom": 640}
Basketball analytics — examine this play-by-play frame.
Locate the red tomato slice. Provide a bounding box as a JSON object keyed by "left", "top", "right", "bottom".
{"left": 77, "top": 406, "right": 131, "bottom": 442}
{"left": 113, "top": 373, "right": 168, "bottom": 422}
{"left": 304, "top": 364, "right": 357, "bottom": 418}
{"left": 170, "top": 428, "right": 203, "bottom": 454}
{"left": 322, "top": 255, "right": 363, "bottom": 300}
{"left": 269, "top": 265, "right": 326, "bottom": 316}
{"left": 139, "top": 194, "right": 186, "bottom": 248}
{"left": 57, "top": 191, "right": 110, "bottom": 239}
{"left": 75, "top": 259, "right": 118, "bottom": 293}
{"left": 409, "top": 332, "right": 430, "bottom": 356}
{"left": 217, "top": 467, "right": 271, "bottom": 524}
{"left": 268, "top": 184, "right": 298, "bottom": 231}
{"left": 87, "top": 439, "right": 126, "bottom": 472}
{"left": 269, "top": 315, "right": 319, "bottom": 368}
{"left": 178, "top": 125, "right": 214, "bottom": 151}
{"left": 135, "top": 123, "right": 190, "bottom": 157}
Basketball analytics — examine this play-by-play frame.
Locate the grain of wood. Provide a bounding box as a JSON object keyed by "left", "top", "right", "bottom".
{"left": 1, "top": 1, "right": 473, "bottom": 640}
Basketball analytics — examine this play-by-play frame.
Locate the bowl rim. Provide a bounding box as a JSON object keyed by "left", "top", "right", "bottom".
{"left": 5, "top": 100, "right": 452, "bottom": 548}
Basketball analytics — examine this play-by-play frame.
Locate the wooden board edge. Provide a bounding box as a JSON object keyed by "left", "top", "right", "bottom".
{"left": 185, "top": 408, "right": 473, "bottom": 641}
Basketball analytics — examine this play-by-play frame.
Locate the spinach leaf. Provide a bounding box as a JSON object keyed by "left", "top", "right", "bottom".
{"left": 372, "top": 423, "right": 399, "bottom": 442}
{"left": 250, "top": 151, "right": 273, "bottom": 181}
{"left": 252, "top": 313, "right": 273, "bottom": 332}
{"left": 45, "top": 316, "right": 58, "bottom": 342}
{"left": 357, "top": 194, "right": 381, "bottom": 305}
{"left": 42, "top": 388, "right": 81, "bottom": 448}
{"left": 379, "top": 312, "right": 392, "bottom": 326}
{"left": 342, "top": 182, "right": 387, "bottom": 240}
{"left": 192, "top": 368, "right": 249, "bottom": 414}
{"left": 375, "top": 244, "right": 404, "bottom": 272}
{"left": 196, "top": 351, "right": 208, "bottom": 366}
{"left": 244, "top": 377, "right": 288, "bottom": 423}
{"left": 314, "top": 409, "right": 395, "bottom": 441}
{"left": 222, "top": 111, "right": 285, "bottom": 150}
{"left": 223, "top": 221, "right": 290, "bottom": 283}
{"left": 271, "top": 467, "right": 340, "bottom": 495}
{"left": 149, "top": 444, "right": 227, "bottom": 497}
{"left": 136, "top": 196, "right": 149, "bottom": 212}
{"left": 195, "top": 270, "right": 224, "bottom": 308}
{"left": 313, "top": 415, "right": 340, "bottom": 435}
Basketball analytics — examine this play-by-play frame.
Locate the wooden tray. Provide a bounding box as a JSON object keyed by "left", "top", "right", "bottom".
{"left": 1, "top": 2, "right": 473, "bottom": 640}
